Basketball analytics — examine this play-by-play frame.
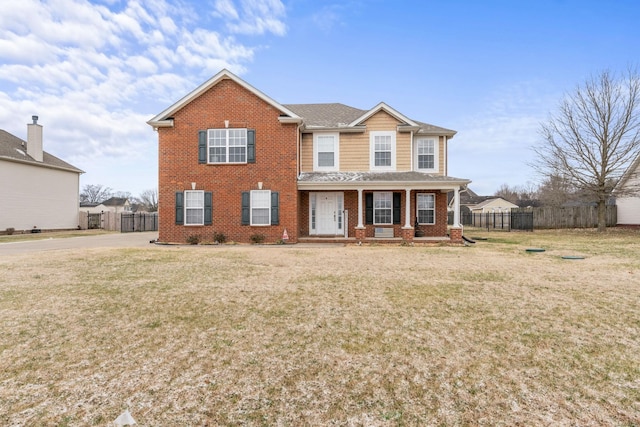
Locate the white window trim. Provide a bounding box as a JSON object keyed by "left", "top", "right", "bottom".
{"left": 313, "top": 132, "right": 339, "bottom": 171}
{"left": 370, "top": 131, "right": 396, "bottom": 171}
{"left": 208, "top": 128, "right": 247, "bottom": 164}
{"left": 417, "top": 193, "right": 436, "bottom": 225}
{"left": 250, "top": 189, "right": 271, "bottom": 226}
{"left": 185, "top": 190, "right": 204, "bottom": 226}
{"left": 415, "top": 137, "right": 439, "bottom": 173}
{"left": 374, "top": 191, "right": 393, "bottom": 225}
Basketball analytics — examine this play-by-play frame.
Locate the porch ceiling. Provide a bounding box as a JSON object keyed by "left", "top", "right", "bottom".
{"left": 297, "top": 171, "right": 471, "bottom": 191}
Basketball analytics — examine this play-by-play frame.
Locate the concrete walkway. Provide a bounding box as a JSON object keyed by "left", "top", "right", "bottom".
{"left": 0, "top": 232, "right": 158, "bottom": 256}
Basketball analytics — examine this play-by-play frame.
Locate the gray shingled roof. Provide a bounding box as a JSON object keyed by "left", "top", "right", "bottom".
{"left": 0, "top": 129, "right": 83, "bottom": 173}
{"left": 284, "top": 103, "right": 366, "bottom": 127}
{"left": 284, "top": 103, "right": 455, "bottom": 134}
{"left": 298, "top": 171, "right": 470, "bottom": 184}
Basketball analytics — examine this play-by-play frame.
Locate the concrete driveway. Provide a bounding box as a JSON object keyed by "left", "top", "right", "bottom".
{"left": 0, "top": 232, "right": 158, "bottom": 256}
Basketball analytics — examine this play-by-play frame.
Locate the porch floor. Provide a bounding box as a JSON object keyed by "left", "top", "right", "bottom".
{"left": 297, "top": 236, "right": 452, "bottom": 244}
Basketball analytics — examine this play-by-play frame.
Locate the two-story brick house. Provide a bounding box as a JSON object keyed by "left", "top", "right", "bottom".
{"left": 148, "top": 69, "right": 470, "bottom": 244}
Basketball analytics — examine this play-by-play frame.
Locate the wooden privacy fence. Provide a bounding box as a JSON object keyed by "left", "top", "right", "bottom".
{"left": 78, "top": 211, "right": 158, "bottom": 232}
{"left": 520, "top": 205, "right": 617, "bottom": 229}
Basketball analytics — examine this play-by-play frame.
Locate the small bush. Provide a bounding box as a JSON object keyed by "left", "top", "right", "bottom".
{"left": 213, "top": 232, "right": 227, "bottom": 244}
{"left": 6, "top": 227, "right": 15, "bottom": 235}
{"left": 186, "top": 234, "right": 201, "bottom": 245}
{"left": 250, "top": 234, "right": 265, "bottom": 244}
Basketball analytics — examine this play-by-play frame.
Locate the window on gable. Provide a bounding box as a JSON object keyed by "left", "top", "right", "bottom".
{"left": 370, "top": 131, "right": 395, "bottom": 170}
{"left": 314, "top": 133, "right": 339, "bottom": 170}
{"left": 416, "top": 138, "right": 437, "bottom": 172}
{"left": 208, "top": 128, "right": 247, "bottom": 163}
{"left": 185, "top": 190, "right": 204, "bottom": 225}
{"left": 374, "top": 192, "right": 393, "bottom": 224}
{"left": 417, "top": 193, "right": 435, "bottom": 224}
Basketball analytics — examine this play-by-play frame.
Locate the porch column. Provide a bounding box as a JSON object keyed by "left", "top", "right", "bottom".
{"left": 357, "top": 188, "right": 364, "bottom": 228}
{"left": 453, "top": 187, "right": 461, "bottom": 227}
{"left": 404, "top": 188, "right": 412, "bottom": 228}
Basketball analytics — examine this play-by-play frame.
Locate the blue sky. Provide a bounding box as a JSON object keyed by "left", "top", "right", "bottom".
{"left": 1, "top": 0, "right": 638, "bottom": 197}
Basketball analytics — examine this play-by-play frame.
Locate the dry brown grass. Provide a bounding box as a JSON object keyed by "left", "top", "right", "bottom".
{"left": 1, "top": 229, "right": 639, "bottom": 426}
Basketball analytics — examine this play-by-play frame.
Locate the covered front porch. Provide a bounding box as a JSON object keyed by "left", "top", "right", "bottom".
{"left": 297, "top": 172, "right": 471, "bottom": 244}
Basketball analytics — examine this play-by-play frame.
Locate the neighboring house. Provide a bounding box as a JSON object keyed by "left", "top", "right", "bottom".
{"left": 0, "top": 116, "right": 83, "bottom": 232}
{"left": 615, "top": 154, "right": 640, "bottom": 226}
{"left": 147, "top": 69, "right": 471, "bottom": 244}
{"left": 468, "top": 197, "right": 519, "bottom": 213}
{"left": 80, "top": 197, "right": 132, "bottom": 214}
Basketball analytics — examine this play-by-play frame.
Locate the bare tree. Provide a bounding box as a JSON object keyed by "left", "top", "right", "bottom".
{"left": 533, "top": 69, "right": 640, "bottom": 231}
{"left": 139, "top": 188, "right": 158, "bottom": 212}
{"left": 494, "top": 183, "right": 519, "bottom": 204}
{"left": 80, "top": 184, "right": 113, "bottom": 204}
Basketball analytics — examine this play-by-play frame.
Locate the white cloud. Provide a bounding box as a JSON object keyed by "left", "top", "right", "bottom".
{"left": 0, "top": 0, "right": 283, "bottom": 194}
{"left": 214, "top": 0, "right": 287, "bottom": 36}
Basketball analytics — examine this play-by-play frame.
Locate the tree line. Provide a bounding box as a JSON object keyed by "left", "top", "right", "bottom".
{"left": 80, "top": 184, "right": 158, "bottom": 212}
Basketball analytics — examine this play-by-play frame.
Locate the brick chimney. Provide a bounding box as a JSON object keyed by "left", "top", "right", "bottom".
{"left": 27, "top": 115, "right": 43, "bottom": 162}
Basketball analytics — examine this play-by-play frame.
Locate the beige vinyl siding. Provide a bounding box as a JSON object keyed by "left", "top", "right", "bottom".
{"left": 300, "top": 133, "right": 313, "bottom": 171}
{"left": 617, "top": 164, "right": 640, "bottom": 225}
{"left": 438, "top": 136, "right": 445, "bottom": 175}
{"left": 342, "top": 111, "right": 405, "bottom": 171}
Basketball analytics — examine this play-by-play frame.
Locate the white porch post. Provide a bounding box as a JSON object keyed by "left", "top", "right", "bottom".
{"left": 357, "top": 188, "right": 364, "bottom": 228}
{"left": 404, "top": 188, "right": 412, "bottom": 228}
{"left": 453, "top": 187, "right": 461, "bottom": 227}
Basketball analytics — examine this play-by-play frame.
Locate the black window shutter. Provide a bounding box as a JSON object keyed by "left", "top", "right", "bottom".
{"left": 175, "top": 192, "right": 184, "bottom": 225}
{"left": 247, "top": 129, "right": 255, "bottom": 163}
{"left": 365, "top": 193, "right": 373, "bottom": 225}
{"left": 393, "top": 192, "right": 401, "bottom": 224}
{"left": 241, "top": 192, "right": 250, "bottom": 225}
{"left": 198, "top": 130, "right": 207, "bottom": 164}
{"left": 204, "top": 192, "right": 212, "bottom": 225}
{"left": 271, "top": 191, "right": 279, "bottom": 225}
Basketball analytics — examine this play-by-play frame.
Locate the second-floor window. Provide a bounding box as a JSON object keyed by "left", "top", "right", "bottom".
{"left": 415, "top": 138, "right": 438, "bottom": 172}
{"left": 313, "top": 133, "right": 339, "bottom": 171}
{"left": 209, "top": 129, "right": 247, "bottom": 163}
{"left": 370, "top": 131, "right": 396, "bottom": 170}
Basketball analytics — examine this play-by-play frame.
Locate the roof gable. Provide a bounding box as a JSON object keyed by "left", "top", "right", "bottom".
{"left": 147, "top": 69, "right": 302, "bottom": 128}
{"left": 615, "top": 152, "right": 640, "bottom": 192}
{"left": 348, "top": 102, "right": 418, "bottom": 127}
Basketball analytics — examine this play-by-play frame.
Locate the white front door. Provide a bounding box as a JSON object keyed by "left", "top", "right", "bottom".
{"left": 311, "top": 192, "right": 344, "bottom": 235}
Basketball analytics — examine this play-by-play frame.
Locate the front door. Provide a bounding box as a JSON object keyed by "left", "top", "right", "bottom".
{"left": 311, "top": 192, "right": 344, "bottom": 235}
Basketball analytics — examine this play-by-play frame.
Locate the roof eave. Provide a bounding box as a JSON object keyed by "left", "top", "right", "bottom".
{"left": 147, "top": 69, "right": 302, "bottom": 127}
{"left": 301, "top": 125, "right": 366, "bottom": 134}
{"left": 147, "top": 119, "right": 174, "bottom": 129}
{"left": 297, "top": 178, "right": 471, "bottom": 191}
{"left": 0, "top": 155, "right": 84, "bottom": 174}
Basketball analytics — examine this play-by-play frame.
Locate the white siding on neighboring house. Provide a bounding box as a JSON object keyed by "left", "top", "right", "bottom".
{"left": 616, "top": 162, "right": 640, "bottom": 225}
{"left": 0, "top": 160, "right": 80, "bottom": 231}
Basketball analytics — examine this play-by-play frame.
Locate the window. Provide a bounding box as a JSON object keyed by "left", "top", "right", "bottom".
{"left": 374, "top": 192, "right": 393, "bottom": 224}
{"left": 241, "top": 190, "right": 279, "bottom": 226}
{"left": 185, "top": 190, "right": 204, "bottom": 225}
{"left": 251, "top": 190, "right": 270, "bottom": 225}
{"left": 415, "top": 138, "right": 438, "bottom": 172}
{"left": 417, "top": 193, "right": 435, "bottom": 224}
{"left": 175, "top": 191, "right": 212, "bottom": 226}
{"left": 313, "top": 133, "right": 339, "bottom": 171}
{"left": 370, "top": 131, "right": 396, "bottom": 170}
{"left": 207, "top": 128, "right": 247, "bottom": 163}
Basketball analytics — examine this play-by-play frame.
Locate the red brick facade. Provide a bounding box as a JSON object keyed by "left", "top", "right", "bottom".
{"left": 157, "top": 79, "right": 299, "bottom": 244}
